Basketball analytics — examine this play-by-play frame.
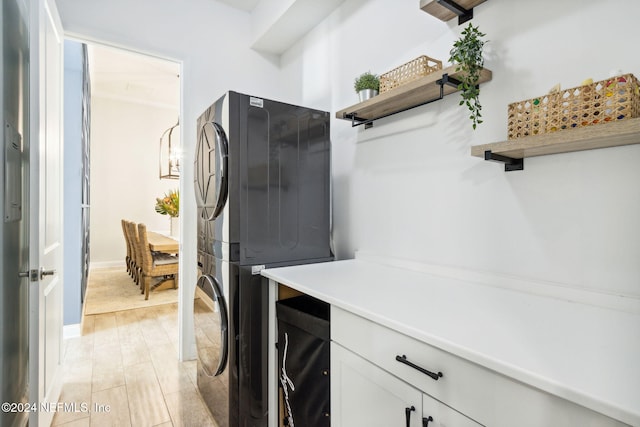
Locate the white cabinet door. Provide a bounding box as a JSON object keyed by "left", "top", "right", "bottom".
{"left": 332, "top": 342, "right": 422, "bottom": 427}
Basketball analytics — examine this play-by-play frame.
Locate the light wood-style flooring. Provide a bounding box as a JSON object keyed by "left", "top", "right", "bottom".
{"left": 53, "top": 303, "right": 218, "bottom": 427}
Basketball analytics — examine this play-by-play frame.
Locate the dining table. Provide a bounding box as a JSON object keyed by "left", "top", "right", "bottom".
{"left": 147, "top": 231, "right": 179, "bottom": 253}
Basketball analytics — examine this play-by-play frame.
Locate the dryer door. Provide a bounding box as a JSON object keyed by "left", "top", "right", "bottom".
{"left": 194, "top": 274, "right": 229, "bottom": 376}
{"left": 195, "top": 120, "right": 229, "bottom": 221}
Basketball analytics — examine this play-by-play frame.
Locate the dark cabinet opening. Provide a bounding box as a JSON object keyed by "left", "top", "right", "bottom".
{"left": 276, "top": 294, "right": 330, "bottom": 427}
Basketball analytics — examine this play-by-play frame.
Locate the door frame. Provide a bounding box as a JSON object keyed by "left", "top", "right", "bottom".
{"left": 60, "top": 34, "right": 188, "bottom": 356}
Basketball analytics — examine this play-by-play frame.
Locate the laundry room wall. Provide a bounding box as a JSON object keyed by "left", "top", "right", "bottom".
{"left": 63, "top": 40, "right": 84, "bottom": 324}
{"left": 279, "top": 0, "right": 640, "bottom": 300}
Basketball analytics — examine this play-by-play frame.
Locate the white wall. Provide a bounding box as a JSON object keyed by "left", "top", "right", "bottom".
{"left": 63, "top": 40, "right": 83, "bottom": 324}
{"left": 280, "top": 0, "right": 640, "bottom": 299}
{"left": 89, "top": 95, "right": 179, "bottom": 266}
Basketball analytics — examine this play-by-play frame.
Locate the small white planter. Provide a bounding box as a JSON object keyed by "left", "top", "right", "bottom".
{"left": 358, "top": 89, "right": 378, "bottom": 102}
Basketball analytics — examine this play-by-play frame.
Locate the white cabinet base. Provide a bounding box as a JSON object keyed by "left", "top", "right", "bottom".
{"left": 331, "top": 306, "right": 629, "bottom": 427}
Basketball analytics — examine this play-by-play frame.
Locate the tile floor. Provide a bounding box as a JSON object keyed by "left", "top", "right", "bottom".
{"left": 52, "top": 303, "right": 218, "bottom": 427}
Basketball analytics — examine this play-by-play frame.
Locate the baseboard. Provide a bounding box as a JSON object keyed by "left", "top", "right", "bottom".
{"left": 63, "top": 324, "right": 81, "bottom": 339}
{"left": 355, "top": 251, "right": 640, "bottom": 314}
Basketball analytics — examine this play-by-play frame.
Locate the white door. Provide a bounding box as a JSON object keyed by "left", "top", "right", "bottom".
{"left": 28, "top": 0, "right": 64, "bottom": 425}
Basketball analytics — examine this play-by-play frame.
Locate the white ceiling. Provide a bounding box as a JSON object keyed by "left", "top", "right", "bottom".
{"left": 216, "top": 0, "right": 260, "bottom": 12}
{"left": 87, "top": 44, "right": 180, "bottom": 109}
{"left": 85, "top": 0, "right": 257, "bottom": 108}
{"left": 86, "top": 0, "right": 344, "bottom": 105}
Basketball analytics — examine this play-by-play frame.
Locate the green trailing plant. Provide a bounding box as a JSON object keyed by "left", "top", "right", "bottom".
{"left": 354, "top": 71, "right": 380, "bottom": 93}
{"left": 449, "top": 23, "right": 487, "bottom": 129}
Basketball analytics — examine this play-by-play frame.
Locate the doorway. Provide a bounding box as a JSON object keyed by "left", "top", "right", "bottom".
{"left": 63, "top": 40, "right": 183, "bottom": 324}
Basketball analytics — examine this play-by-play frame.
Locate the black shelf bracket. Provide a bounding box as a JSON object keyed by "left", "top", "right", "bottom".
{"left": 344, "top": 112, "right": 373, "bottom": 129}
{"left": 484, "top": 150, "right": 524, "bottom": 172}
{"left": 344, "top": 73, "right": 462, "bottom": 129}
{"left": 437, "top": 0, "right": 474, "bottom": 25}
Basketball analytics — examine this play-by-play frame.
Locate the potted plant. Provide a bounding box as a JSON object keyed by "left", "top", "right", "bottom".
{"left": 449, "top": 23, "right": 487, "bottom": 129}
{"left": 155, "top": 189, "right": 179, "bottom": 217}
{"left": 155, "top": 189, "right": 180, "bottom": 237}
{"left": 354, "top": 71, "right": 380, "bottom": 102}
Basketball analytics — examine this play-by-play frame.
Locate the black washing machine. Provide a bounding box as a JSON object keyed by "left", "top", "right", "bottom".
{"left": 193, "top": 91, "right": 333, "bottom": 427}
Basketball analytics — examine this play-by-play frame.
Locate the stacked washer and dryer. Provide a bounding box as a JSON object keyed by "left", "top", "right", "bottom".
{"left": 193, "top": 91, "right": 333, "bottom": 427}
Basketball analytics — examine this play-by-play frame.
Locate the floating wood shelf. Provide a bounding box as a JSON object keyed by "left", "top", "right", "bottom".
{"left": 420, "top": 0, "right": 487, "bottom": 24}
{"left": 471, "top": 118, "right": 640, "bottom": 171}
{"left": 336, "top": 65, "right": 492, "bottom": 129}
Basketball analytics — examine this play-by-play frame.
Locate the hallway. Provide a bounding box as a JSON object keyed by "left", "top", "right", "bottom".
{"left": 53, "top": 302, "right": 217, "bottom": 426}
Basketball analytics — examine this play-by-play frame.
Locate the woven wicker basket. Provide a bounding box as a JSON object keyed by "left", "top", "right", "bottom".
{"left": 380, "top": 55, "right": 442, "bottom": 93}
{"left": 508, "top": 74, "right": 640, "bottom": 139}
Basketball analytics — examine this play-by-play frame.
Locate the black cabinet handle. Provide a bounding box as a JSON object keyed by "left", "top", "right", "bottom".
{"left": 423, "top": 416, "right": 434, "bottom": 427}
{"left": 395, "top": 355, "right": 443, "bottom": 381}
{"left": 405, "top": 406, "right": 415, "bottom": 427}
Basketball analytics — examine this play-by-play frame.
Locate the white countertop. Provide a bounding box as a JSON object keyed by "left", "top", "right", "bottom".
{"left": 262, "top": 258, "right": 640, "bottom": 426}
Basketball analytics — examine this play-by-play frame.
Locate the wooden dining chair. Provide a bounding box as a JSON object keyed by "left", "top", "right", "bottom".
{"left": 121, "top": 219, "right": 133, "bottom": 278}
{"left": 125, "top": 220, "right": 143, "bottom": 287}
{"left": 137, "top": 223, "right": 179, "bottom": 300}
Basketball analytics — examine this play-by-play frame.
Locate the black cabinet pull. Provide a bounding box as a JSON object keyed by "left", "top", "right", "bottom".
{"left": 405, "top": 406, "right": 415, "bottom": 427}
{"left": 423, "top": 416, "right": 434, "bottom": 427}
{"left": 395, "top": 355, "right": 443, "bottom": 381}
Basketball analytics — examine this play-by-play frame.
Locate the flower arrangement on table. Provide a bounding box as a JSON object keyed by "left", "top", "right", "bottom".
{"left": 155, "top": 189, "right": 179, "bottom": 218}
